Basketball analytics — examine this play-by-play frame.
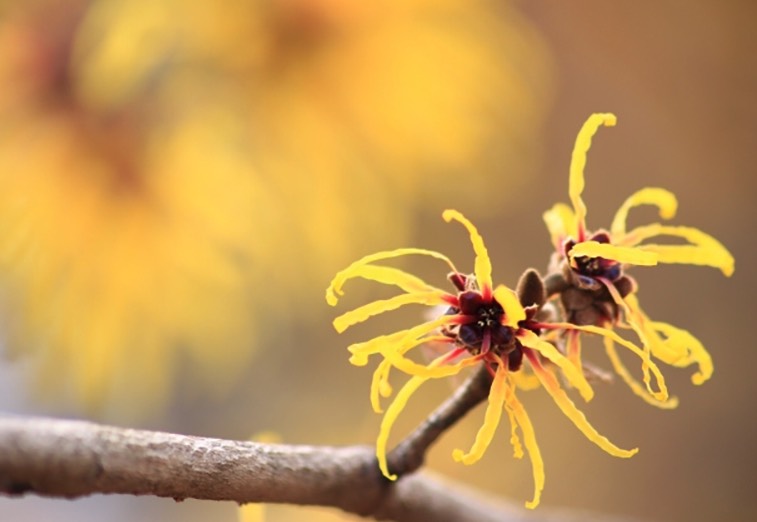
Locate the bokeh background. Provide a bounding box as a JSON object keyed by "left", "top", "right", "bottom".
{"left": 0, "top": 1, "right": 754, "bottom": 521}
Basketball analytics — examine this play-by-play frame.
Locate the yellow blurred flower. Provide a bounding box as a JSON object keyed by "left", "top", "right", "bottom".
{"left": 327, "top": 210, "right": 648, "bottom": 508}
{"left": 542, "top": 113, "right": 734, "bottom": 407}
{"left": 0, "top": 1, "right": 279, "bottom": 415}
{"left": 0, "top": 0, "right": 553, "bottom": 415}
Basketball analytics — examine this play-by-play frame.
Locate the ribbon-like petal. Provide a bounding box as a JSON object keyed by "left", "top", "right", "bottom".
{"left": 333, "top": 291, "right": 448, "bottom": 333}
{"left": 526, "top": 350, "right": 638, "bottom": 458}
{"left": 493, "top": 284, "right": 526, "bottom": 327}
{"left": 569, "top": 113, "right": 617, "bottom": 238}
{"left": 610, "top": 187, "right": 678, "bottom": 237}
{"left": 543, "top": 203, "right": 577, "bottom": 250}
{"left": 620, "top": 224, "right": 734, "bottom": 276}
{"left": 604, "top": 336, "right": 679, "bottom": 409}
{"left": 505, "top": 377, "right": 544, "bottom": 509}
{"left": 569, "top": 241, "right": 658, "bottom": 266}
{"left": 518, "top": 329, "right": 594, "bottom": 402}
{"left": 442, "top": 209, "right": 493, "bottom": 297}
{"left": 326, "top": 247, "right": 458, "bottom": 305}
{"left": 452, "top": 363, "right": 508, "bottom": 465}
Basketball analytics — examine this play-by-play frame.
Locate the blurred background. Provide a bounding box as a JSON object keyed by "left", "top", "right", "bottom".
{"left": 0, "top": 1, "right": 754, "bottom": 521}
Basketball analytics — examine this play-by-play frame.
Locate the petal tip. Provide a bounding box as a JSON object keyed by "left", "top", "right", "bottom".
{"left": 325, "top": 288, "right": 340, "bottom": 306}
{"left": 600, "top": 112, "right": 618, "bottom": 126}
{"left": 441, "top": 209, "right": 458, "bottom": 223}
{"left": 348, "top": 353, "right": 369, "bottom": 366}
{"left": 451, "top": 448, "right": 476, "bottom": 465}
{"left": 333, "top": 318, "right": 349, "bottom": 334}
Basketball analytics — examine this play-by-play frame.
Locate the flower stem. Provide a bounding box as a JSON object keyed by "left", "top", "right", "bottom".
{"left": 385, "top": 365, "right": 493, "bottom": 478}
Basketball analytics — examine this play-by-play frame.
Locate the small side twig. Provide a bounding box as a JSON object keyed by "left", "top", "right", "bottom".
{"left": 385, "top": 365, "right": 492, "bottom": 477}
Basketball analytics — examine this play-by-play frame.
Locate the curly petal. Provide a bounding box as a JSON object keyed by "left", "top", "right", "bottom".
{"left": 518, "top": 330, "right": 594, "bottom": 402}
{"left": 381, "top": 345, "right": 481, "bottom": 379}
{"left": 452, "top": 363, "right": 507, "bottom": 465}
{"left": 604, "top": 336, "right": 679, "bottom": 409}
{"left": 326, "top": 247, "right": 458, "bottom": 305}
{"left": 347, "top": 317, "right": 451, "bottom": 366}
{"left": 569, "top": 113, "right": 617, "bottom": 238}
{"left": 333, "top": 291, "right": 450, "bottom": 333}
{"left": 371, "top": 358, "right": 394, "bottom": 413}
{"left": 569, "top": 241, "right": 658, "bottom": 266}
{"left": 526, "top": 350, "right": 638, "bottom": 458}
{"left": 493, "top": 285, "right": 526, "bottom": 327}
{"left": 542, "top": 321, "right": 670, "bottom": 403}
{"left": 543, "top": 203, "right": 577, "bottom": 250}
{"left": 504, "top": 377, "right": 544, "bottom": 510}
{"left": 442, "top": 209, "right": 493, "bottom": 297}
{"left": 646, "top": 322, "right": 714, "bottom": 385}
{"left": 620, "top": 224, "right": 734, "bottom": 276}
{"left": 624, "top": 294, "right": 713, "bottom": 385}
{"left": 376, "top": 372, "right": 429, "bottom": 480}
{"left": 376, "top": 351, "right": 471, "bottom": 480}
{"left": 566, "top": 330, "right": 582, "bottom": 370}
{"left": 610, "top": 187, "right": 678, "bottom": 237}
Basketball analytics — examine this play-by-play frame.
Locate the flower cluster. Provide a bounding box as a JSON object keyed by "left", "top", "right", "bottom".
{"left": 543, "top": 113, "right": 734, "bottom": 407}
{"left": 326, "top": 113, "right": 734, "bottom": 508}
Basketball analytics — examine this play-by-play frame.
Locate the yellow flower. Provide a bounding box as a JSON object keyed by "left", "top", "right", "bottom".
{"left": 0, "top": 1, "right": 277, "bottom": 416}
{"left": 327, "top": 210, "right": 649, "bottom": 509}
{"left": 543, "top": 113, "right": 734, "bottom": 407}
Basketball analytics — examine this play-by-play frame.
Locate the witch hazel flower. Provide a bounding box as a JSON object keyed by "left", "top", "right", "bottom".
{"left": 327, "top": 210, "right": 651, "bottom": 508}
{"left": 543, "top": 113, "right": 734, "bottom": 407}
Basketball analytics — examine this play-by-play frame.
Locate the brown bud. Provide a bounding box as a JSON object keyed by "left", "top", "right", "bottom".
{"left": 517, "top": 268, "right": 546, "bottom": 308}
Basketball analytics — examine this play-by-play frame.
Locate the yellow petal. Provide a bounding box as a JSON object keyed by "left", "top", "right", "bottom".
{"left": 569, "top": 241, "right": 658, "bottom": 266}
{"left": 442, "top": 209, "right": 493, "bottom": 295}
{"left": 371, "top": 358, "right": 394, "bottom": 413}
{"left": 326, "top": 247, "right": 457, "bottom": 306}
{"left": 624, "top": 294, "right": 713, "bottom": 386}
{"left": 651, "top": 321, "right": 713, "bottom": 386}
{"left": 367, "top": 340, "right": 454, "bottom": 416}
{"left": 547, "top": 321, "right": 670, "bottom": 402}
{"left": 569, "top": 113, "right": 617, "bottom": 235}
{"left": 375, "top": 351, "right": 456, "bottom": 480}
{"left": 604, "top": 336, "right": 679, "bottom": 409}
{"left": 527, "top": 350, "right": 638, "bottom": 458}
{"left": 347, "top": 317, "right": 451, "bottom": 366}
{"left": 512, "top": 370, "right": 542, "bottom": 391}
{"left": 610, "top": 187, "right": 678, "bottom": 237}
{"left": 376, "top": 372, "right": 429, "bottom": 480}
{"left": 452, "top": 364, "right": 507, "bottom": 465}
{"left": 381, "top": 345, "right": 480, "bottom": 379}
{"left": 543, "top": 203, "right": 578, "bottom": 250}
{"left": 493, "top": 285, "right": 526, "bottom": 327}
{"left": 333, "top": 291, "right": 448, "bottom": 333}
{"left": 620, "top": 225, "right": 734, "bottom": 276}
{"left": 518, "top": 330, "right": 593, "bottom": 402}
{"left": 598, "top": 280, "right": 655, "bottom": 397}
{"left": 566, "top": 330, "right": 582, "bottom": 370}
{"left": 505, "top": 376, "right": 544, "bottom": 510}
{"left": 345, "top": 264, "right": 445, "bottom": 295}
{"left": 504, "top": 391, "right": 524, "bottom": 459}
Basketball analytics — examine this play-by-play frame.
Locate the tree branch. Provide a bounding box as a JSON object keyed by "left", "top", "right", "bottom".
{"left": 0, "top": 415, "right": 523, "bottom": 521}
{"left": 0, "top": 415, "right": 636, "bottom": 522}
